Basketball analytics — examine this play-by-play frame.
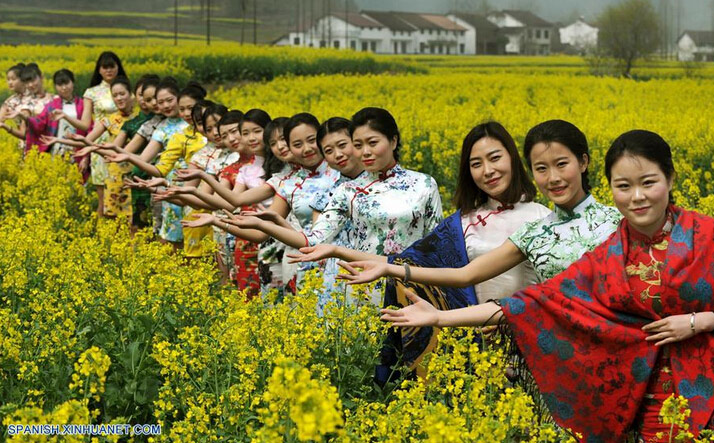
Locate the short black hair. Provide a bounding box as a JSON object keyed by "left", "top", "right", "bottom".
{"left": 524, "top": 120, "right": 591, "bottom": 193}
{"left": 53, "top": 68, "right": 75, "bottom": 86}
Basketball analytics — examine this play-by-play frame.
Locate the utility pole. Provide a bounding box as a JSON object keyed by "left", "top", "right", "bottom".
{"left": 253, "top": 0, "right": 257, "bottom": 44}
{"left": 327, "top": 0, "right": 332, "bottom": 46}
{"left": 344, "top": 0, "right": 348, "bottom": 50}
{"left": 174, "top": 0, "right": 178, "bottom": 46}
{"left": 206, "top": 0, "right": 211, "bottom": 45}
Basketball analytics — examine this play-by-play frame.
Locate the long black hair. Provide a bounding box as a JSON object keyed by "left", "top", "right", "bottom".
{"left": 454, "top": 121, "right": 536, "bottom": 212}
{"left": 89, "top": 51, "right": 127, "bottom": 87}
{"left": 263, "top": 117, "right": 290, "bottom": 180}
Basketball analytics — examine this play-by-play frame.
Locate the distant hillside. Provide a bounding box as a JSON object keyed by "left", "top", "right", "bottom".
{"left": 0, "top": 0, "right": 357, "bottom": 46}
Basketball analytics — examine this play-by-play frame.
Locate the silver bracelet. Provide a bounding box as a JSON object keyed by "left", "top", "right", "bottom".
{"left": 691, "top": 312, "right": 696, "bottom": 332}
{"left": 403, "top": 263, "right": 411, "bottom": 284}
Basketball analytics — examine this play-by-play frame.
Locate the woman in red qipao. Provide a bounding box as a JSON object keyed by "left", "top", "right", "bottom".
{"left": 380, "top": 130, "right": 714, "bottom": 442}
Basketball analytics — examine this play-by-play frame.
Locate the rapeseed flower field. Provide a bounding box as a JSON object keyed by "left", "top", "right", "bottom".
{"left": 1, "top": 43, "right": 714, "bottom": 441}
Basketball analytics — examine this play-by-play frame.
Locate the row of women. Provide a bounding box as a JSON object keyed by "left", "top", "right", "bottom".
{"left": 2, "top": 52, "right": 714, "bottom": 441}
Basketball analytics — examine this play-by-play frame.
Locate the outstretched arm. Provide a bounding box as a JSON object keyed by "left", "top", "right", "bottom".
{"left": 340, "top": 239, "right": 526, "bottom": 287}
{"left": 380, "top": 290, "right": 503, "bottom": 328}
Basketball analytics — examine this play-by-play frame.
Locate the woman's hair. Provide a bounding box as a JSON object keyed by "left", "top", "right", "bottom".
{"left": 110, "top": 76, "right": 132, "bottom": 93}
{"left": 7, "top": 63, "right": 26, "bottom": 77}
{"left": 217, "top": 110, "right": 245, "bottom": 131}
{"left": 53, "top": 69, "right": 75, "bottom": 86}
{"left": 20, "top": 63, "right": 42, "bottom": 82}
{"left": 454, "top": 121, "right": 537, "bottom": 212}
{"left": 284, "top": 112, "right": 320, "bottom": 145}
{"left": 156, "top": 76, "right": 180, "bottom": 98}
{"left": 350, "top": 107, "right": 401, "bottom": 161}
{"left": 605, "top": 130, "right": 675, "bottom": 201}
{"left": 240, "top": 108, "right": 272, "bottom": 132}
{"left": 263, "top": 116, "right": 290, "bottom": 180}
{"left": 135, "top": 73, "right": 160, "bottom": 94}
{"left": 202, "top": 103, "right": 228, "bottom": 128}
{"left": 316, "top": 117, "right": 351, "bottom": 154}
{"left": 191, "top": 99, "right": 213, "bottom": 128}
{"left": 523, "top": 119, "right": 591, "bottom": 193}
{"left": 89, "top": 51, "right": 126, "bottom": 87}
{"left": 178, "top": 80, "right": 207, "bottom": 102}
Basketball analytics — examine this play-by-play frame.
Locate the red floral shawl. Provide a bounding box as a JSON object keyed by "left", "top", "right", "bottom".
{"left": 501, "top": 207, "right": 714, "bottom": 441}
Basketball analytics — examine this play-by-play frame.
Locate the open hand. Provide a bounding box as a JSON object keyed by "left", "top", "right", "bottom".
{"left": 337, "top": 260, "right": 389, "bottom": 285}
{"left": 286, "top": 244, "right": 337, "bottom": 264}
{"left": 105, "top": 152, "right": 130, "bottom": 163}
{"left": 181, "top": 213, "right": 216, "bottom": 228}
{"left": 224, "top": 214, "right": 262, "bottom": 229}
{"left": 174, "top": 168, "right": 204, "bottom": 181}
{"left": 39, "top": 134, "right": 59, "bottom": 146}
{"left": 50, "top": 109, "right": 65, "bottom": 121}
{"left": 643, "top": 314, "right": 698, "bottom": 346}
{"left": 380, "top": 289, "right": 440, "bottom": 327}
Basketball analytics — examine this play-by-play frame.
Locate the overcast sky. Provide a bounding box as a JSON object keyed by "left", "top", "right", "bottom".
{"left": 354, "top": 0, "right": 714, "bottom": 31}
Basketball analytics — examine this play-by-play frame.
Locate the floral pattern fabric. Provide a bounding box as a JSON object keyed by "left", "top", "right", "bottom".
{"left": 462, "top": 198, "right": 551, "bottom": 302}
{"left": 84, "top": 82, "right": 117, "bottom": 185}
{"left": 509, "top": 194, "right": 622, "bottom": 281}
{"left": 3, "top": 91, "right": 30, "bottom": 150}
{"left": 501, "top": 207, "right": 714, "bottom": 441}
{"left": 100, "top": 109, "right": 138, "bottom": 220}
{"left": 305, "top": 164, "right": 443, "bottom": 256}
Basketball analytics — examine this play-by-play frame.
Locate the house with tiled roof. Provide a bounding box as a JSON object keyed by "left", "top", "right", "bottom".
{"left": 447, "top": 12, "right": 505, "bottom": 54}
{"left": 486, "top": 9, "right": 556, "bottom": 55}
{"left": 276, "top": 9, "right": 472, "bottom": 55}
{"left": 677, "top": 30, "right": 714, "bottom": 61}
{"left": 559, "top": 17, "right": 598, "bottom": 54}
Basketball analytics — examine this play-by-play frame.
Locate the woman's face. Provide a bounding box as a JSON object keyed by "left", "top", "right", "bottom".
{"left": 134, "top": 85, "right": 147, "bottom": 112}
{"left": 111, "top": 84, "right": 133, "bottom": 113}
{"left": 352, "top": 124, "right": 396, "bottom": 173}
{"left": 530, "top": 141, "right": 587, "bottom": 210}
{"left": 288, "top": 123, "right": 322, "bottom": 168}
{"left": 321, "top": 130, "right": 362, "bottom": 178}
{"left": 241, "top": 121, "right": 265, "bottom": 156}
{"left": 54, "top": 80, "right": 75, "bottom": 102}
{"left": 610, "top": 154, "right": 672, "bottom": 237}
{"left": 220, "top": 122, "right": 242, "bottom": 152}
{"left": 469, "top": 137, "right": 513, "bottom": 201}
{"left": 142, "top": 86, "right": 158, "bottom": 113}
{"left": 178, "top": 96, "right": 197, "bottom": 126}
{"left": 205, "top": 114, "right": 220, "bottom": 144}
{"left": 24, "top": 75, "right": 43, "bottom": 95}
{"left": 99, "top": 63, "right": 118, "bottom": 83}
{"left": 6, "top": 71, "right": 24, "bottom": 93}
{"left": 156, "top": 89, "right": 178, "bottom": 117}
{"left": 268, "top": 128, "right": 293, "bottom": 162}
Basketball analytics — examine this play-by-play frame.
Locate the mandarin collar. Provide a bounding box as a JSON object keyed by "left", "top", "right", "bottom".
{"left": 626, "top": 207, "right": 674, "bottom": 245}
{"left": 554, "top": 193, "right": 593, "bottom": 221}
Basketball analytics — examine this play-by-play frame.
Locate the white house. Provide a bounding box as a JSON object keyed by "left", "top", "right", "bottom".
{"left": 559, "top": 18, "right": 598, "bottom": 53}
{"left": 677, "top": 30, "right": 714, "bottom": 62}
{"left": 486, "top": 10, "right": 554, "bottom": 55}
{"left": 275, "top": 10, "right": 471, "bottom": 55}
{"left": 448, "top": 12, "right": 504, "bottom": 55}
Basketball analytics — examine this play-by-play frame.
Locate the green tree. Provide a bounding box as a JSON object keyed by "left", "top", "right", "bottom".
{"left": 597, "top": 0, "right": 661, "bottom": 77}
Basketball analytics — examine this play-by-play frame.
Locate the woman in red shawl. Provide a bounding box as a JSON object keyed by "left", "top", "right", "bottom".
{"left": 380, "top": 130, "right": 714, "bottom": 441}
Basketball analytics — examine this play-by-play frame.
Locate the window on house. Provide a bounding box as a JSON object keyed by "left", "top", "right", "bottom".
{"left": 320, "top": 40, "right": 326, "bottom": 48}
{"left": 293, "top": 37, "right": 300, "bottom": 45}
{"left": 460, "top": 43, "right": 465, "bottom": 54}
{"left": 334, "top": 40, "right": 340, "bottom": 49}
{"left": 350, "top": 40, "right": 356, "bottom": 50}
{"left": 361, "top": 41, "right": 368, "bottom": 51}
{"left": 536, "top": 29, "right": 541, "bottom": 39}
{"left": 544, "top": 30, "right": 549, "bottom": 39}
{"left": 394, "top": 41, "right": 398, "bottom": 53}
{"left": 401, "top": 41, "right": 407, "bottom": 53}
{"left": 370, "top": 41, "right": 376, "bottom": 51}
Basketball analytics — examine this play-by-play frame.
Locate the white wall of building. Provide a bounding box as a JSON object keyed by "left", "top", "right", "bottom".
{"left": 447, "top": 15, "right": 477, "bottom": 55}
{"left": 559, "top": 19, "right": 598, "bottom": 51}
